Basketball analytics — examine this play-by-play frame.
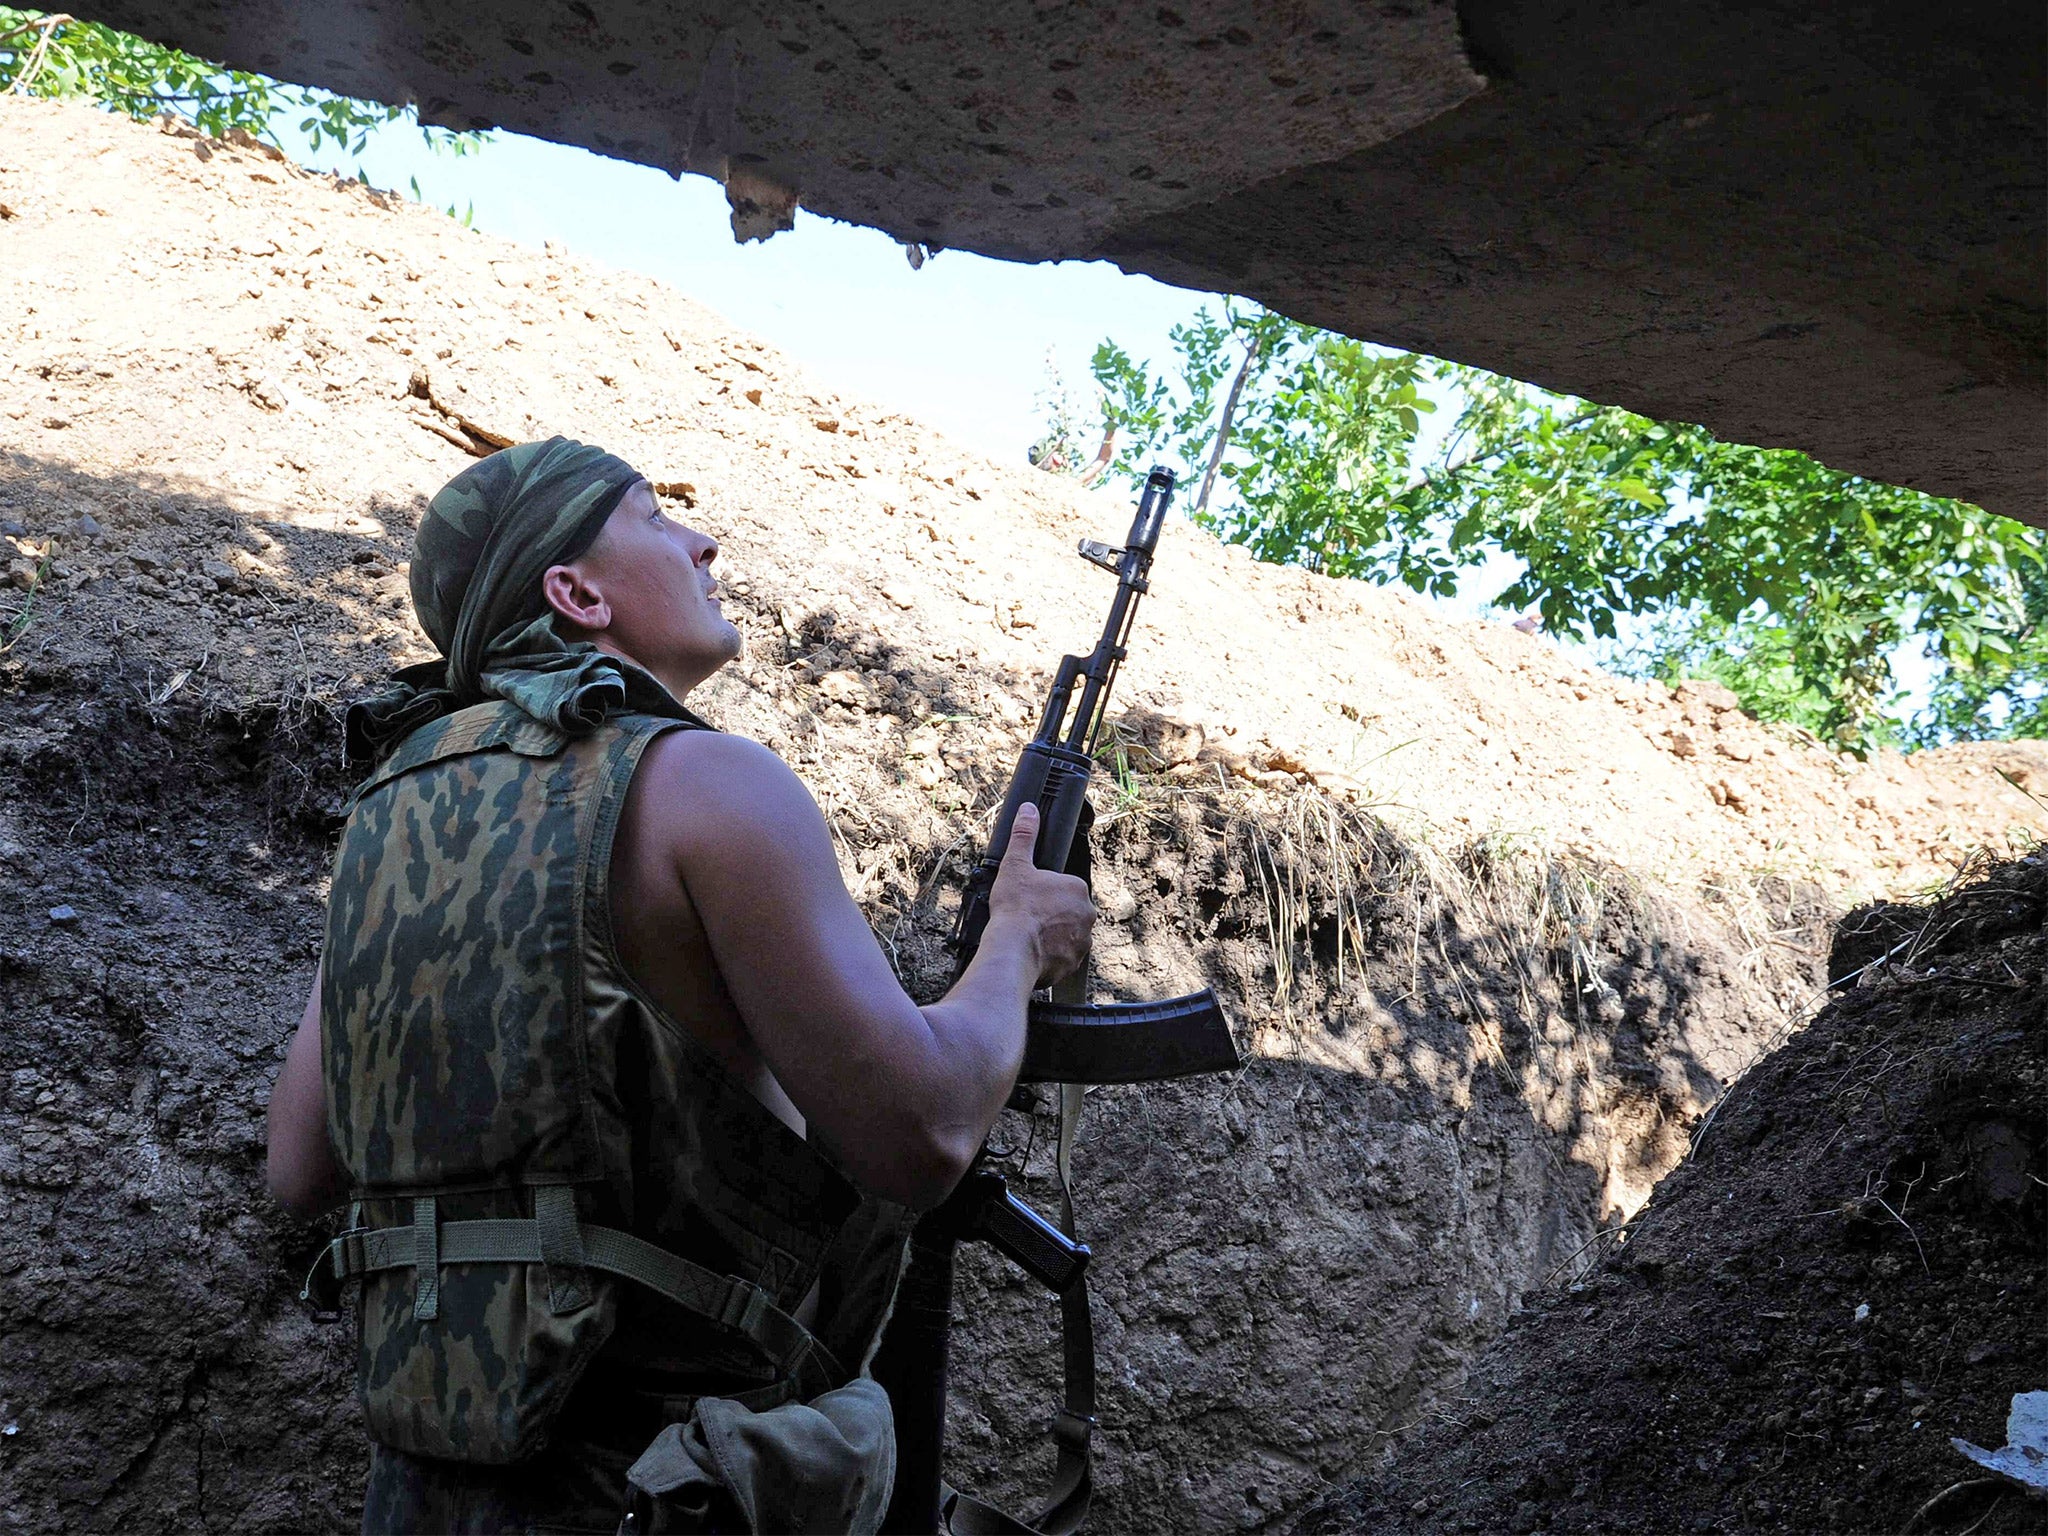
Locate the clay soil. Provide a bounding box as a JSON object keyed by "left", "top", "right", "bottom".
{"left": 1301, "top": 852, "right": 2046, "bottom": 1536}
{"left": 2, "top": 97, "right": 2043, "bottom": 1534}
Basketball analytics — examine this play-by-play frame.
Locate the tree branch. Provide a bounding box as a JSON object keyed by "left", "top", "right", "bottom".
{"left": 1077, "top": 421, "right": 1117, "bottom": 489}
{"left": 1397, "top": 405, "right": 1603, "bottom": 502}
{"left": 5, "top": 13, "right": 75, "bottom": 96}
{"left": 1194, "top": 338, "right": 1261, "bottom": 519}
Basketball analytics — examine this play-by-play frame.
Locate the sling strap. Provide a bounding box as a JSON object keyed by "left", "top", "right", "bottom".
{"left": 939, "top": 1279, "right": 1096, "bottom": 1536}
{"left": 940, "top": 963, "right": 1097, "bottom": 1536}
{"left": 303, "top": 1187, "right": 843, "bottom": 1399}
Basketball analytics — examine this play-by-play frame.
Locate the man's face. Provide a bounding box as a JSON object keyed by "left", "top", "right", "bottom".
{"left": 545, "top": 480, "right": 741, "bottom": 696}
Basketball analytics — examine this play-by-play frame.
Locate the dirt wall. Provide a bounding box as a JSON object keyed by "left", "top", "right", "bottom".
{"left": 1300, "top": 853, "right": 2046, "bottom": 1535}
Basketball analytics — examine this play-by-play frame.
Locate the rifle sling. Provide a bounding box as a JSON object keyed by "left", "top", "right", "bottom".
{"left": 940, "top": 1278, "right": 1095, "bottom": 1536}
{"left": 944, "top": 964, "right": 1097, "bottom": 1536}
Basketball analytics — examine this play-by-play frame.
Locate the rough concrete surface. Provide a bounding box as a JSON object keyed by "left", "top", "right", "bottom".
{"left": 70, "top": 0, "right": 2048, "bottom": 522}
{"left": 1, "top": 98, "right": 2043, "bottom": 1533}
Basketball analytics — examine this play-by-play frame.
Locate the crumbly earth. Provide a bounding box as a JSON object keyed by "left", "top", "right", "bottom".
{"left": 1, "top": 96, "right": 2042, "bottom": 1534}
{"left": 1300, "top": 852, "right": 2047, "bottom": 1536}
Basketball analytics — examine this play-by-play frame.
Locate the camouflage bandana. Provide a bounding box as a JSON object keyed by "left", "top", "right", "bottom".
{"left": 345, "top": 437, "right": 706, "bottom": 761}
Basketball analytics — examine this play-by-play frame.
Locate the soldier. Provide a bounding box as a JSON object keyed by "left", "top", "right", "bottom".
{"left": 264, "top": 437, "right": 1094, "bottom": 1534}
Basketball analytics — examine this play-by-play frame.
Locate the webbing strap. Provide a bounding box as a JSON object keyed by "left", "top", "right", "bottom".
{"left": 1049, "top": 955, "right": 1088, "bottom": 1242}
{"left": 943, "top": 964, "right": 1096, "bottom": 1536}
{"left": 411, "top": 1196, "right": 440, "bottom": 1322}
{"left": 317, "top": 1210, "right": 842, "bottom": 1394}
{"left": 940, "top": 1275, "right": 1095, "bottom": 1536}
{"left": 534, "top": 1184, "right": 591, "bottom": 1314}
{"left": 1055, "top": 1084, "right": 1083, "bottom": 1237}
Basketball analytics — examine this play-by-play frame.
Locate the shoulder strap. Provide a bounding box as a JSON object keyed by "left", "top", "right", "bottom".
{"left": 343, "top": 700, "right": 575, "bottom": 810}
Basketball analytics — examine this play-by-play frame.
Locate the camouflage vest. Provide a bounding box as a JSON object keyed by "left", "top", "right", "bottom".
{"left": 314, "top": 700, "right": 912, "bottom": 1467}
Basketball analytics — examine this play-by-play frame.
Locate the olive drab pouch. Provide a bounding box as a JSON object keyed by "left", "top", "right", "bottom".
{"left": 346, "top": 1188, "right": 620, "bottom": 1464}
{"left": 621, "top": 1377, "right": 896, "bottom": 1536}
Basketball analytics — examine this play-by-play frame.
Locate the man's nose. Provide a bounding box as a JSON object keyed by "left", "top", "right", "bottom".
{"left": 694, "top": 535, "right": 719, "bottom": 568}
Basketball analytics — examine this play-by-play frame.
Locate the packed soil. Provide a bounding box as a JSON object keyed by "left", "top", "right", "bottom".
{"left": 2, "top": 96, "right": 2042, "bottom": 1534}
{"left": 1300, "top": 852, "right": 2047, "bottom": 1536}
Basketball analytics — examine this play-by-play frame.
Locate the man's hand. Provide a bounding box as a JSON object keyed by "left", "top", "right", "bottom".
{"left": 984, "top": 803, "right": 1094, "bottom": 989}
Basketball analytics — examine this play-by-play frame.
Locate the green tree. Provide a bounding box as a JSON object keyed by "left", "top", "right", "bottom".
{"left": 0, "top": 8, "right": 478, "bottom": 163}
{"left": 1089, "top": 305, "right": 2044, "bottom": 753}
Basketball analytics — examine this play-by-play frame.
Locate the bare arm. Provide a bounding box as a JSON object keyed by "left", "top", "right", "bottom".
{"left": 650, "top": 731, "right": 1092, "bottom": 1209}
{"left": 266, "top": 968, "right": 348, "bottom": 1218}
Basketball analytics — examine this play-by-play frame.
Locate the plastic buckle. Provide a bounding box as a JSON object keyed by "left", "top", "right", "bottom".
{"left": 1051, "top": 1407, "right": 1097, "bottom": 1454}
{"left": 718, "top": 1282, "right": 769, "bottom": 1337}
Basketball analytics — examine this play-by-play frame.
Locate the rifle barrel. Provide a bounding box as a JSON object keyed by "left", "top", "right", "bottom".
{"left": 1063, "top": 467, "right": 1175, "bottom": 756}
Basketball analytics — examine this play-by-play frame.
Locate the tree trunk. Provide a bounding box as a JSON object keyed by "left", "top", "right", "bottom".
{"left": 1194, "top": 340, "right": 1260, "bottom": 519}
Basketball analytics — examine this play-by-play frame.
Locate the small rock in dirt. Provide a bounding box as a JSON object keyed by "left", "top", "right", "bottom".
{"left": 70, "top": 512, "right": 104, "bottom": 540}
{"left": 1852, "top": 1302, "right": 1870, "bottom": 1323}
{"left": 1952, "top": 1391, "right": 2048, "bottom": 1495}
{"left": 817, "top": 670, "right": 872, "bottom": 708}
{"left": 46, "top": 905, "right": 79, "bottom": 927}
{"left": 1665, "top": 727, "right": 1699, "bottom": 758}
{"left": 0, "top": 519, "right": 25, "bottom": 537}
{"left": 1675, "top": 679, "right": 1743, "bottom": 713}
{"left": 1123, "top": 706, "right": 1205, "bottom": 769}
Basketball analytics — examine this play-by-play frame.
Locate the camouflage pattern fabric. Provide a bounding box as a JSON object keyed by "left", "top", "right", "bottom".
{"left": 322, "top": 700, "right": 911, "bottom": 1501}
{"left": 412, "top": 436, "right": 636, "bottom": 697}
{"left": 345, "top": 437, "right": 686, "bottom": 762}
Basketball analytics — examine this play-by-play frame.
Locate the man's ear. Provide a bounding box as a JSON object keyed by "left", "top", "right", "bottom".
{"left": 541, "top": 563, "right": 612, "bottom": 634}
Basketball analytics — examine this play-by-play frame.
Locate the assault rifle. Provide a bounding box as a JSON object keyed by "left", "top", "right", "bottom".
{"left": 871, "top": 467, "right": 1240, "bottom": 1535}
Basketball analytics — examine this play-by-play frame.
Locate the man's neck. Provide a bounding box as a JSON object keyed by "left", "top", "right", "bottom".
{"left": 588, "top": 636, "right": 700, "bottom": 709}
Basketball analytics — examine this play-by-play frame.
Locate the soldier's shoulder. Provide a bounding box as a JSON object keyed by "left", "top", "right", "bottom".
{"left": 634, "top": 728, "right": 805, "bottom": 806}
